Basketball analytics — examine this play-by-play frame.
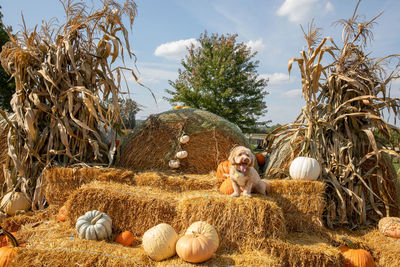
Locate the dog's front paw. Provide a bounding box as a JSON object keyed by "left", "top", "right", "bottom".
{"left": 230, "top": 192, "right": 240, "bottom": 197}
{"left": 243, "top": 193, "right": 252, "bottom": 198}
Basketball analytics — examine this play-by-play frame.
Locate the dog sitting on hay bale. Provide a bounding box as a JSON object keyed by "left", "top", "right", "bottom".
{"left": 116, "top": 108, "right": 251, "bottom": 173}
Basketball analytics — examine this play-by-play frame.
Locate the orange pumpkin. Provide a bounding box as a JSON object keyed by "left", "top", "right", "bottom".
{"left": 0, "top": 232, "right": 17, "bottom": 248}
{"left": 339, "top": 238, "right": 375, "bottom": 267}
{"left": 378, "top": 217, "right": 400, "bottom": 238}
{"left": 176, "top": 233, "right": 214, "bottom": 263}
{"left": 216, "top": 161, "right": 231, "bottom": 185}
{"left": 219, "top": 178, "right": 242, "bottom": 195}
{"left": 115, "top": 231, "right": 135, "bottom": 246}
{"left": 0, "top": 228, "right": 22, "bottom": 266}
{"left": 255, "top": 153, "right": 265, "bottom": 166}
{"left": 58, "top": 205, "right": 67, "bottom": 222}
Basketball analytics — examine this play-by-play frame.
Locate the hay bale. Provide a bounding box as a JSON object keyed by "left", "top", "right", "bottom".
{"left": 65, "top": 181, "right": 286, "bottom": 251}
{"left": 262, "top": 233, "right": 344, "bottom": 267}
{"left": 12, "top": 220, "right": 283, "bottom": 267}
{"left": 1, "top": 205, "right": 59, "bottom": 232}
{"left": 43, "top": 167, "right": 217, "bottom": 205}
{"left": 268, "top": 179, "right": 326, "bottom": 233}
{"left": 116, "top": 108, "right": 250, "bottom": 173}
{"left": 65, "top": 181, "right": 178, "bottom": 237}
{"left": 175, "top": 193, "right": 286, "bottom": 252}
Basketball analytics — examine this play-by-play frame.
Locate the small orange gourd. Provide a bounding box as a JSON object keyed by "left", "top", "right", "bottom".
{"left": 176, "top": 233, "right": 214, "bottom": 263}
{"left": 338, "top": 237, "right": 375, "bottom": 267}
{"left": 0, "top": 228, "right": 22, "bottom": 267}
{"left": 58, "top": 205, "right": 67, "bottom": 222}
{"left": 216, "top": 160, "right": 231, "bottom": 185}
{"left": 115, "top": 231, "right": 135, "bottom": 246}
{"left": 255, "top": 153, "right": 265, "bottom": 166}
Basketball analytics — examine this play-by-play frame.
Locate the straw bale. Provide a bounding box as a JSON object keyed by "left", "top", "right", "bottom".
{"left": 13, "top": 219, "right": 283, "bottom": 267}
{"left": 65, "top": 181, "right": 287, "bottom": 252}
{"left": 267, "top": 179, "right": 326, "bottom": 233}
{"left": 1, "top": 205, "right": 59, "bottom": 232}
{"left": 65, "top": 181, "right": 178, "bottom": 237}
{"left": 268, "top": 179, "right": 325, "bottom": 195}
{"left": 175, "top": 192, "right": 286, "bottom": 252}
{"left": 329, "top": 228, "right": 400, "bottom": 267}
{"left": 116, "top": 109, "right": 250, "bottom": 174}
{"left": 262, "top": 233, "right": 344, "bottom": 267}
{"left": 43, "top": 167, "right": 217, "bottom": 205}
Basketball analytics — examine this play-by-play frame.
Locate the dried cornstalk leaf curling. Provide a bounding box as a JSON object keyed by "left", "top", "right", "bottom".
{"left": 264, "top": 2, "right": 400, "bottom": 229}
{"left": 0, "top": 0, "right": 139, "bottom": 208}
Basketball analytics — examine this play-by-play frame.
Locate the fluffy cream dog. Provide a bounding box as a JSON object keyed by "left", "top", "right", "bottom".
{"left": 228, "top": 146, "right": 267, "bottom": 198}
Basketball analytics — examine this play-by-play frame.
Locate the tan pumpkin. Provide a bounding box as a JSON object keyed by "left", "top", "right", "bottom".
{"left": 338, "top": 238, "right": 375, "bottom": 267}
{"left": 115, "top": 230, "right": 135, "bottom": 246}
{"left": 142, "top": 223, "right": 178, "bottom": 261}
{"left": 58, "top": 206, "right": 67, "bottom": 222}
{"left": 176, "top": 233, "right": 214, "bottom": 263}
{"left": 0, "top": 192, "right": 30, "bottom": 216}
{"left": 216, "top": 160, "right": 231, "bottom": 185}
{"left": 378, "top": 217, "right": 400, "bottom": 238}
{"left": 185, "top": 221, "right": 219, "bottom": 253}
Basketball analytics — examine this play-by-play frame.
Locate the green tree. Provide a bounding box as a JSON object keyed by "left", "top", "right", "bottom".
{"left": 165, "top": 32, "right": 268, "bottom": 132}
{"left": 120, "top": 98, "right": 141, "bottom": 129}
{"left": 0, "top": 6, "right": 14, "bottom": 112}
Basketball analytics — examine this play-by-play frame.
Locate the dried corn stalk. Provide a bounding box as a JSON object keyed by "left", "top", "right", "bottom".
{"left": 0, "top": 0, "right": 139, "bottom": 209}
{"left": 264, "top": 2, "right": 400, "bottom": 228}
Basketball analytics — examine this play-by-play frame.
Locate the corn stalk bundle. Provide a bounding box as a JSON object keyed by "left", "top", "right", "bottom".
{"left": 0, "top": 0, "right": 139, "bottom": 209}
{"left": 264, "top": 2, "right": 400, "bottom": 228}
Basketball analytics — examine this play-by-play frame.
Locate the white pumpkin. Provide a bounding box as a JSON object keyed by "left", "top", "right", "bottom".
{"left": 289, "top": 156, "right": 321, "bottom": 180}
{"left": 185, "top": 221, "right": 219, "bottom": 253}
{"left": 76, "top": 210, "right": 112, "bottom": 240}
{"left": 142, "top": 223, "right": 178, "bottom": 261}
{"left": 176, "top": 150, "right": 188, "bottom": 159}
{"left": 0, "top": 191, "right": 30, "bottom": 216}
{"left": 179, "top": 135, "right": 190, "bottom": 144}
{"left": 169, "top": 159, "right": 180, "bottom": 169}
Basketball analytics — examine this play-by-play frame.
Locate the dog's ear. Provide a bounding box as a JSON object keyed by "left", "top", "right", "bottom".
{"left": 250, "top": 152, "right": 256, "bottom": 167}
{"left": 228, "top": 146, "right": 238, "bottom": 165}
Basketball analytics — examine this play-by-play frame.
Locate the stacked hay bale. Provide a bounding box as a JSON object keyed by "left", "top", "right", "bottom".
{"left": 43, "top": 167, "right": 218, "bottom": 205}
{"left": 116, "top": 108, "right": 250, "bottom": 173}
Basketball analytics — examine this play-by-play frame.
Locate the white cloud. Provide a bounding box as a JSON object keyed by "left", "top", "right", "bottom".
{"left": 246, "top": 39, "right": 266, "bottom": 53}
{"left": 277, "top": 0, "right": 334, "bottom": 23}
{"left": 282, "top": 89, "right": 302, "bottom": 98}
{"left": 259, "top": 72, "right": 290, "bottom": 85}
{"left": 154, "top": 38, "right": 199, "bottom": 60}
{"left": 133, "top": 67, "right": 178, "bottom": 85}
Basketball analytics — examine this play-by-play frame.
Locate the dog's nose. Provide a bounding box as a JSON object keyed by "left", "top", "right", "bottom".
{"left": 243, "top": 158, "right": 250, "bottom": 163}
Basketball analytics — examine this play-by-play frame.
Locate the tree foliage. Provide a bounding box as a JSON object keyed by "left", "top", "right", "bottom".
{"left": 0, "top": 6, "right": 14, "bottom": 112}
{"left": 165, "top": 32, "right": 268, "bottom": 132}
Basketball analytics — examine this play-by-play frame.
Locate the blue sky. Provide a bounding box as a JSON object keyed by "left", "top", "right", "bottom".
{"left": 2, "top": 0, "right": 400, "bottom": 125}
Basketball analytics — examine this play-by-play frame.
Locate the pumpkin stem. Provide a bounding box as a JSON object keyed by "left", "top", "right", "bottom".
{"left": 0, "top": 227, "right": 18, "bottom": 248}
{"left": 341, "top": 237, "right": 357, "bottom": 249}
{"left": 90, "top": 213, "right": 103, "bottom": 225}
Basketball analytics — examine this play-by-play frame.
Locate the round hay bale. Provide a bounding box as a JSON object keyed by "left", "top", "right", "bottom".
{"left": 116, "top": 108, "right": 250, "bottom": 174}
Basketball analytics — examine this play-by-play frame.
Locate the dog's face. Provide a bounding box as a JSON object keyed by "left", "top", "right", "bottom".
{"left": 228, "top": 146, "right": 255, "bottom": 173}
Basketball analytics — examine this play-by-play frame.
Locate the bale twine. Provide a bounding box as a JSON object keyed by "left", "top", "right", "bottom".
{"left": 116, "top": 108, "right": 250, "bottom": 173}
{"left": 43, "top": 167, "right": 217, "bottom": 205}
